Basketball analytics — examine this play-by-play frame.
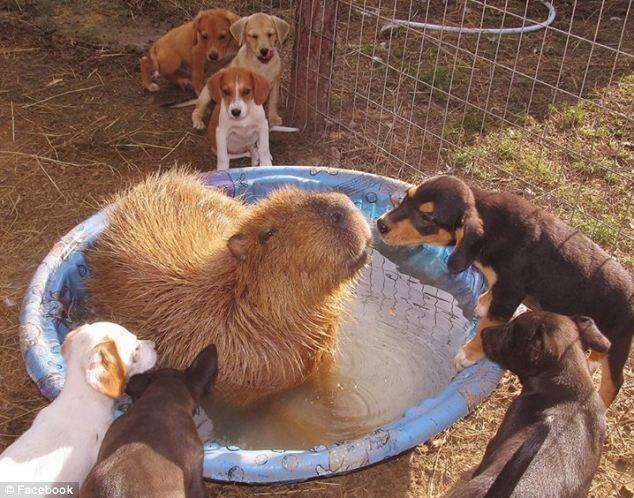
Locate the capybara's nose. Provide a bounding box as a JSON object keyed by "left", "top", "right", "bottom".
{"left": 260, "top": 48, "right": 269, "bottom": 57}
{"left": 231, "top": 108, "right": 242, "bottom": 117}
{"left": 209, "top": 51, "right": 219, "bottom": 61}
{"left": 377, "top": 217, "right": 390, "bottom": 234}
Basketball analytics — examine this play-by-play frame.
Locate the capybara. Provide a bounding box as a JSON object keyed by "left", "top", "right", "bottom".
{"left": 80, "top": 345, "right": 218, "bottom": 498}
{"left": 86, "top": 171, "right": 371, "bottom": 405}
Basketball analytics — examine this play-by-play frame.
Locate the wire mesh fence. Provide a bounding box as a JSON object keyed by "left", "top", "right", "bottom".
{"left": 256, "top": 0, "right": 632, "bottom": 261}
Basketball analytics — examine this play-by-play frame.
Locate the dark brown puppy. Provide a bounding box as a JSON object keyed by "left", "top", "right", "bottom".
{"left": 446, "top": 312, "right": 609, "bottom": 498}
{"left": 80, "top": 345, "right": 218, "bottom": 498}
{"left": 376, "top": 175, "right": 633, "bottom": 406}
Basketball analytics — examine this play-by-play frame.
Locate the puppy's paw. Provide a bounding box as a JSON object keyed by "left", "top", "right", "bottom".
{"left": 148, "top": 83, "right": 160, "bottom": 93}
{"left": 268, "top": 114, "right": 283, "bottom": 127}
{"left": 192, "top": 113, "right": 206, "bottom": 130}
{"left": 453, "top": 348, "right": 476, "bottom": 372}
{"left": 259, "top": 154, "right": 273, "bottom": 167}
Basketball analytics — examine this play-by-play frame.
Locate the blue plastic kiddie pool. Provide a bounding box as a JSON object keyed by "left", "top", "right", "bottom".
{"left": 20, "top": 166, "right": 502, "bottom": 484}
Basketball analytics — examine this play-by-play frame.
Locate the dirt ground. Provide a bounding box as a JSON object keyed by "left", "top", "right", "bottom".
{"left": 0, "top": 3, "right": 632, "bottom": 498}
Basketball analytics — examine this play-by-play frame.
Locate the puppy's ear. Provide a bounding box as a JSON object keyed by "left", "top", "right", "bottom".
{"left": 185, "top": 344, "right": 219, "bottom": 400}
{"left": 223, "top": 10, "right": 240, "bottom": 26}
{"left": 573, "top": 316, "right": 611, "bottom": 354}
{"left": 125, "top": 372, "right": 153, "bottom": 400}
{"left": 251, "top": 71, "right": 271, "bottom": 106}
{"left": 192, "top": 11, "right": 203, "bottom": 46}
{"left": 227, "top": 233, "right": 249, "bottom": 261}
{"left": 447, "top": 207, "right": 484, "bottom": 274}
{"left": 230, "top": 16, "right": 249, "bottom": 45}
{"left": 271, "top": 15, "right": 290, "bottom": 44}
{"left": 85, "top": 340, "right": 126, "bottom": 399}
{"left": 208, "top": 70, "right": 224, "bottom": 104}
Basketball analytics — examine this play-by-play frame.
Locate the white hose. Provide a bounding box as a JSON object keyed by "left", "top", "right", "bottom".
{"left": 377, "top": 0, "right": 556, "bottom": 36}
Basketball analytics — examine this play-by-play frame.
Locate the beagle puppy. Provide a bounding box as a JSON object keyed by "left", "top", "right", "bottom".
{"left": 377, "top": 175, "right": 633, "bottom": 407}
{"left": 140, "top": 9, "right": 239, "bottom": 95}
{"left": 193, "top": 67, "right": 272, "bottom": 170}
{"left": 0, "top": 323, "right": 156, "bottom": 486}
{"left": 192, "top": 12, "right": 290, "bottom": 127}
{"left": 446, "top": 312, "right": 609, "bottom": 497}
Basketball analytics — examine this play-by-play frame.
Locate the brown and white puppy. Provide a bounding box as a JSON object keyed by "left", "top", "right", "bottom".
{"left": 190, "top": 13, "right": 291, "bottom": 128}
{"left": 80, "top": 345, "right": 218, "bottom": 498}
{"left": 445, "top": 312, "right": 609, "bottom": 498}
{"left": 140, "top": 9, "right": 239, "bottom": 95}
{"left": 193, "top": 67, "right": 272, "bottom": 170}
{"left": 0, "top": 323, "right": 156, "bottom": 486}
{"left": 377, "top": 175, "right": 633, "bottom": 407}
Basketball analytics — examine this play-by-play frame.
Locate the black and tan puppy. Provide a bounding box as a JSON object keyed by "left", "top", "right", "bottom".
{"left": 80, "top": 345, "right": 218, "bottom": 498}
{"left": 446, "top": 312, "right": 609, "bottom": 497}
{"left": 376, "top": 175, "right": 633, "bottom": 406}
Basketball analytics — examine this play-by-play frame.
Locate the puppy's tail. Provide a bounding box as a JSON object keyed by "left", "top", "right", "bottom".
{"left": 270, "top": 125, "right": 300, "bottom": 133}
{"left": 166, "top": 98, "right": 199, "bottom": 109}
{"left": 483, "top": 422, "right": 550, "bottom": 498}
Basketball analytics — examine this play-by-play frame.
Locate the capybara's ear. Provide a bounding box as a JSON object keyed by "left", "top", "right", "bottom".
{"left": 270, "top": 15, "right": 290, "bottom": 44}
{"left": 230, "top": 16, "right": 249, "bottom": 45}
{"left": 208, "top": 70, "right": 224, "bottom": 104}
{"left": 447, "top": 207, "right": 484, "bottom": 274}
{"left": 84, "top": 340, "right": 126, "bottom": 398}
{"left": 125, "top": 372, "right": 153, "bottom": 400}
{"left": 185, "top": 344, "right": 218, "bottom": 400}
{"left": 192, "top": 11, "right": 203, "bottom": 45}
{"left": 223, "top": 10, "right": 240, "bottom": 26}
{"left": 251, "top": 71, "right": 271, "bottom": 106}
{"left": 574, "top": 316, "right": 611, "bottom": 354}
{"left": 227, "top": 233, "right": 249, "bottom": 261}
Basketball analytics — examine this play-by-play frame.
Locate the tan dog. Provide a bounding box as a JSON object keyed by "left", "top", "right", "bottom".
{"left": 140, "top": 9, "right": 239, "bottom": 95}
{"left": 196, "top": 67, "right": 272, "bottom": 169}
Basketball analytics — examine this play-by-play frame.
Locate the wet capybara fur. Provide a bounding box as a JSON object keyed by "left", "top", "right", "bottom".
{"left": 86, "top": 171, "right": 371, "bottom": 405}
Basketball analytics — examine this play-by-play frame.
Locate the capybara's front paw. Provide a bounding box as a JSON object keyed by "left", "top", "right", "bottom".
{"left": 259, "top": 153, "right": 273, "bottom": 167}
{"left": 453, "top": 348, "right": 476, "bottom": 372}
{"left": 269, "top": 114, "right": 283, "bottom": 127}
{"left": 148, "top": 83, "right": 160, "bottom": 93}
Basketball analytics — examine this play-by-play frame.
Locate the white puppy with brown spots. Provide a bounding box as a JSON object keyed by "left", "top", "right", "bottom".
{"left": 193, "top": 66, "right": 276, "bottom": 170}
{"left": 0, "top": 322, "right": 156, "bottom": 487}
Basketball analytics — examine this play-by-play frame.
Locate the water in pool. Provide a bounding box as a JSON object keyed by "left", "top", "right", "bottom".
{"left": 202, "top": 244, "right": 473, "bottom": 450}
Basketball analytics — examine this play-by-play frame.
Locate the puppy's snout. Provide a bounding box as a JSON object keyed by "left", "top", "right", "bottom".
{"left": 208, "top": 51, "right": 219, "bottom": 61}
{"left": 260, "top": 48, "right": 269, "bottom": 57}
{"left": 231, "top": 108, "right": 242, "bottom": 117}
{"left": 377, "top": 217, "right": 390, "bottom": 235}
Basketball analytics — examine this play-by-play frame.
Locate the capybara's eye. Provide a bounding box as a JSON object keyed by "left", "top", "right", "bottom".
{"left": 259, "top": 228, "right": 277, "bottom": 244}
{"left": 331, "top": 211, "right": 343, "bottom": 225}
{"left": 268, "top": 32, "right": 273, "bottom": 38}
{"left": 219, "top": 33, "right": 226, "bottom": 40}
{"left": 201, "top": 32, "right": 209, "bottom": 40}
{"left": 251, "top": 34, "right": 258, "bottom": 39}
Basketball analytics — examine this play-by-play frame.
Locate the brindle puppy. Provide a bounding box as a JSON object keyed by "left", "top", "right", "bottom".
{"left": 377, "top": 175, "right": 633, "bottom": 407}
{"left": 446, "top": 312, "right": 609, "bottom": 498}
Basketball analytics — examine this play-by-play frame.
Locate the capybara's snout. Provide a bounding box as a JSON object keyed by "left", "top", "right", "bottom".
{"left": 313, "top": 192, "right": 372, "bottom": 261}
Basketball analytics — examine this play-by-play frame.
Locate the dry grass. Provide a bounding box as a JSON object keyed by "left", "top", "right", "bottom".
{"left": 0, "top": 2, "right": 632, "bottom": 497}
